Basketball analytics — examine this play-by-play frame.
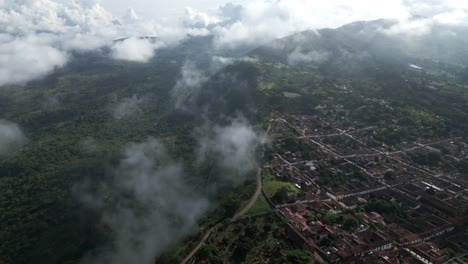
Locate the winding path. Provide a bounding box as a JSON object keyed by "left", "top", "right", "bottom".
{"left": 180, "top": 122, "right": 271, "bottom": 264}
{"left": 233, "top": 123, "right": 271, "bottom": 220}
{"left": 232, "top": 167, "right": 263, "bottom": 220}
{"left": 180, "top": 167, "right": 262, "bottom": 264}
{"left": 180, "top": 226, "right": 217, "bottom": 264}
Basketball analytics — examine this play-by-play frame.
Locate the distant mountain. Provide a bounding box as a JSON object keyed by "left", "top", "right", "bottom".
{"left": 251, "top": 19, "right": 468, "bottom": 79}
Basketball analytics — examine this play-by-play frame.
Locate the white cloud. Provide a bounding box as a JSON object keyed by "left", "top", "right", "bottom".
{"left": 184, "top": 7, "right": 221, "bottom": 27}
{"left": 0, "top": 120, "right": 27, "bottom": 156}
{"left": 288, "top": 48, "right": 330, "bottom": 65}
{"left": 197, "top": 118, "right": 261, "bottom": 184}
{"left": 0, "top": 0, "right": 115, "bottom": 85}
{"left": 61, "top": 32, "right": 112, "bottom": 51}
{"left": 0, "top": 0, "right": 224, "bottom": 86}
{"left": 381, "top": 0, "right": 468, "bottom": 36}
{"left": 0, "top": 1, "right": 188, "bottom": 85}
{"left": 211, "top": 55, "right": 257, "bottom": 70}
{"left": 77, "top": 138, "right": 208, "bottom": 263}
{"left": 171, "top": 61, "right": 209, "bottom": 109}
{"left": 1, "top": 0, "right": 468, "bottom": 85}
{"left": 0, "top": 0, "right": 114, "bottom": 35}
{"left": 112, "top": 95, "right": 145, "bottom": 119}
{"left": 0, "top": 34, "right": 68, "bottom": 86}
{"left": 385, "top": 18, "right": 434, "bottom": 36}
{"left": 213, "top": 0, "right": 410, "bottom": 49}
{"left": 385, "top": 8, "right": 468, "bottom": 36}
{"left": 171, "top": 57, "right": 258, "bottom": 110}
{"left": 208, "top": 0, "right": 468, "bottom": 49}
{"left": 122, "top": 7, "right": 139, "bottom": 24}
{"left": 404, "top": 0, "right": 468, "bottom": 17}
{"left": 111, "top": 38, "right": 162, "bottom": 62}
{"left": 433, "top": 9, "right": 467, "bottom": 24}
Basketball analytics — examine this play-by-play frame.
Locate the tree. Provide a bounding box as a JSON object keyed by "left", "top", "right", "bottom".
{"left": 272, "top": 187, "right": 289, "bottom": 203}
{"left": 322, "top": 213, "right": 339, "bottom": 225}
{"left": 443, "top": 248, "right": 456, "bottom": 258}
{"left": 457, "top": 160, "right": 468, "bottom": 174}
{"left": 427, "top": 151, "right": 441, "bottom": 165}
{"left": 317, "top": 236, "right": 332, "bottom": 247}
{"left": 263, "top": 223, "right": 272, "bottom": 233}
{"left": 315, "top": 213, "right": 323, "bottom": 221}
{"left": 198, "top": 245, "right": 214, "bottom": 259}
{"left": 365, "top": 199, "right": 397, "bottom": 214}
{"left": 286, "top": 250, "right": 313, "bottom": 264}
{"left": 343, "top": 216, "right": 359, "bottom": 231}
{"left": 221, "top": 195, "right": 241, "bottom": 218}
{"left": 384, "top": 169, "right": 394, "bottom": 180}
{"left": 232, "top": 237, "right": 250, "bottom": 262}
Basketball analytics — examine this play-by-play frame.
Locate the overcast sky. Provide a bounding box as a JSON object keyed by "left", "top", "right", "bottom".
{"left": 97, "top": 0, "right": 468, "bottom": 22}
{"left": 99, "top": 0, "right": 249, "bottom": 18}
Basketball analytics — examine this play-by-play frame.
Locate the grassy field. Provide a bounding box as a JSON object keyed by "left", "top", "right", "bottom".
{"left": 247, "top": 195, "right": 271, "bottom": 216}
{"left": 235, "top": 180, "right": 260, "bottom": 214}
{"left": 263, "top": 171, "right": 300, "bottom": 198}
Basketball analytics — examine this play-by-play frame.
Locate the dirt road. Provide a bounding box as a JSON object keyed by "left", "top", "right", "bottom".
{"left": 180, "top": 166, "right": 263, "bottom": 264}
{"left": 232, "top": 166, "right": 262, "bottom": 220}
{"left": 180, "top": 226, "right": 217, "bottom": 264}
{"left": 180, "top": 122, "right": 271, "bottom": 264}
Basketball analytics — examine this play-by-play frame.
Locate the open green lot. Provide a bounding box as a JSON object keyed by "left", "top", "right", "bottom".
{"left": 263, "top": 171, "right": 300, "bottom": 198}
{"left": 247, "top": 195, "right": 271, "bottom": 216}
